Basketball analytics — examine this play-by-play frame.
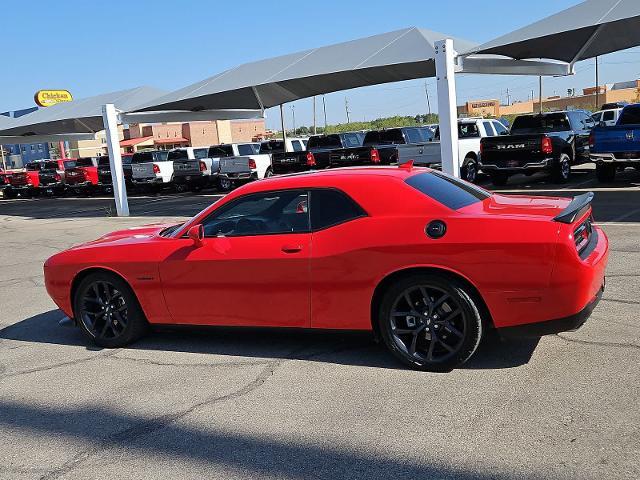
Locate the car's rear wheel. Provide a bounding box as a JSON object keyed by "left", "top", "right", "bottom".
{"left": 217, "top": 177, "right": 233, "bottom": 192}
{"left": 264, "top": 168, "right": 274, "bottom": 178}
{"left": 460, "top": 157, "right": 478, "bottom": 183}
{"left": 596, "top": 163, "right": 616, "bottom": 182}
{"left": 490, "top": 172, "right": 509, "bottom": 186}
{"left": 551, "top": 153, "right": 571, "bottom": 183}
{"left": 73, "top": 272, "right": 149, "bottom": 348}
{"left": 377, "top": 274, "right": 483, "bottom": 372}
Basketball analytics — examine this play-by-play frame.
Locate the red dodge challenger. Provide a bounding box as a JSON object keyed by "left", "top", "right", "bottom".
{"left": 44, "top": 166, "right": 608, "bottom": 371}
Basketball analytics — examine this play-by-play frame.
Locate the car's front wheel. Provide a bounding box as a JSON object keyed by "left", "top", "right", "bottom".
{"left": 377, "top": 274, "right": 483, "bottom": 372}
{"left": 73, "top": 272, "right": 149, "bottom": 348}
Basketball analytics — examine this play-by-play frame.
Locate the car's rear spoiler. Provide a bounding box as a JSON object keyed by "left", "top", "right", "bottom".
{"left": 553, "top": 192, "right": 594, "bottom": 224}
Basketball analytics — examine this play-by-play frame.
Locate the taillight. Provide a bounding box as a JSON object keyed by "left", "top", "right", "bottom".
{"left": 26, "top": 176, "right": 33, "bottom": 185}
{"left": 480, "top": 140, "right": 484, "bottom": 155}
{"left": 589, "top": 132, "right": 595, "bottom": 149}
{"left": 199, "top": 161, "right": 207, "bottom": 172}
{"left": 54, "top": 173, "right": 61, "bottom": 181}
{"left": 541, "top": 136, "right": 553, "bottom": 155}
{"left": 370, "top": 148, "right": 380, "bottom": 163}
{"left": 306, "top": 152, "right": 316, "bottom": 167}
{"left": 248, "top": 158, "right": 257, "bottom": 169}
{"left": 152, "top": 164, "right": 160, "bottom": 174}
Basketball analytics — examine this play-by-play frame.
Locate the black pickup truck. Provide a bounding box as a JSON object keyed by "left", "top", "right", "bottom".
{"left": 269, "top": 132, "right": 364, "bottom": 175}
{"left": 327, "top": 127, "right": 434, "bottom": 168}
{"left": 480, "top": 110, "right": 594, "bottom": 186}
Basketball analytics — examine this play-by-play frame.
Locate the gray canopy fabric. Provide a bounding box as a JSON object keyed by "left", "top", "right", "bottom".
{"left": 0, "top": 86, "right": 166, "bottom": 137}
{"left": 465, "top": 0, "right": 640, "bottom": 63}
{"left": 132, "top": 27, "right": 477, "bottom": 112}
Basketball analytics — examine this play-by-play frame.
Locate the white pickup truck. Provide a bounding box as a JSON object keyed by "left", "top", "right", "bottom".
{"left": 130, "top": 150, "right": 171, "bottom": 191}
{"left": 418, "top": 118, "right": 509, "bottom": 183}
{"left": 216, "top": 143, "right": 271, "bottom": 190}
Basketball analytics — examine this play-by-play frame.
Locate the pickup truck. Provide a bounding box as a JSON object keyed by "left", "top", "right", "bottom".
{"left": 326, "top": 127, "right": 433, "bottom": 168}
{"left": 591, "top": 108, "right": 622, "bottom": 127}
{"left": 419, "top": 118, "right": 509, "bottom": 183}
{"left": 214, "top": 143, "right": 267, "bottom": 190}
{"left": 96, "top": 156, "right": 134, "bottom": 193}
{"left": 65, "top": 157, "right": 115, "bottom": 195}
{"left": 130, "top": 150, "right": 171, "bottom": 192}
{"left": 270, "top": 133, "right": 364, "bottom": 175}
{"left": 5, "top": 160, "right": 66, "bottom": 197}
{"left": 167, "top": 147, "right": 209, "bottom": 192}
{"left": 480, "top": 110, "right": 595, "bottom": 186}
{"left": 590, "top": 103, "right": 640, "bottom": 182}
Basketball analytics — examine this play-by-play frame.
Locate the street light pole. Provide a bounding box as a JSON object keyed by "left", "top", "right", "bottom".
{"left": 322, "top": 96, "right": 328, "bottom": 130}
{"left": 312, "top": 96, "right": 317, "bottom": 135}
{"left": 290, "top": 105, "right": 296, "bottom": 135}
{"left": 280, "top": 104, "right": 288, "bottom": 152}
{"left": 539, "top": 76, "right": 544, "bottom": 113}
{"left": 595, "top": 56, "right": 600, "bottom": 110}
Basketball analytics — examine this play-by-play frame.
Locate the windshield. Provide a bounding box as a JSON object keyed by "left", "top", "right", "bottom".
{"left": 511, "top": 114, "right": 570, "bottom": 134}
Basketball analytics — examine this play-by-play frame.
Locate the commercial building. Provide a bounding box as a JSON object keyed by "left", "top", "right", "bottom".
{"left": 1, "top": 107, "right": 51, "bottom": 168}
{"left": 458, "top": 79, "right": 640, "bottom": 118}
{"left": 67, "top": 119, "right": 267, "bottom": 156}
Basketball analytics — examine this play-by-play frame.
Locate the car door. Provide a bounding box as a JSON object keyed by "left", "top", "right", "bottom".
{"left": 159, "top": 189, "right": 311, "bottom": 327}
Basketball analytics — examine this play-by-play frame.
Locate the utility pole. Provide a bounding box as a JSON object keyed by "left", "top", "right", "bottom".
{"left": 424, "top": 81, "right": 431, "bottom": 116}
{"left": 322, "top": 96, "right": 328, "bottom": 129}
{"left": 539, "top": 76, "right": 544, "bottom": 113}
{"left": 506, "top": 88, "right": 511, "bottom": 106}
{"left": 0, "top": 145, "right": 6, "bottom": 171}
{"left": 290, "top": 105, "right": 296, "bottom": 135}
{"left": 595, "top": 56, "right": 600, "bottom": 110}
{"left": 312, "top": 96, "right": 317, "bottom": 135}
{"left": 344, "top": 97, "right": 351, "bottom": 123}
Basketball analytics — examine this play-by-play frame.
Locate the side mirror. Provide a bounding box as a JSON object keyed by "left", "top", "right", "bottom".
{"left": 187, "top": 224, "right": 204, "bottom": 247}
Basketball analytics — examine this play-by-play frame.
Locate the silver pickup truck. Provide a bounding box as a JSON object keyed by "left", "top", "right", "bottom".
{"left": 212, "top": 143, "right": 265, "bottom": 190}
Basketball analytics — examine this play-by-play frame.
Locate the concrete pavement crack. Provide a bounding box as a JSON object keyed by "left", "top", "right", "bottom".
{"left": 555, "top": 334, "right": 640, "bottom": 351}
{"left": 111, "top": 354, "right": 273, "bottom": 368}
{"left": 602, "top": 298, "right": 640, "bottom": 306}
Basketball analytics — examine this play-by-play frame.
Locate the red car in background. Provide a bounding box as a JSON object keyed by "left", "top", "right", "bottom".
{"left": 44, "top": 166, "right": 608, "bottom": 371}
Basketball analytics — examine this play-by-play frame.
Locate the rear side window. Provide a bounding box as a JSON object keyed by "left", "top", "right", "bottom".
{"left": 310, "top": 189, "right": 366, "bottom": 230}
{"left": 208, "top": 145, "right": 234, "bottom": 157}
{"left": 493, "top": 121, "right": 509, "bottom": 135}
{"left": 406, "top": 172, "right": 490, "bottom": 210}
{"left": 194, "top": 148, "right": 208, "bottom": 159}
{"left": 292, "top": 140, "right": 303, "bottom": 152}
{"left": 404, "top": 128, "right": 424, "bottom": 144}
{"left": 602, "top": 111, "right": 615, "bottom": 121}
{"left": 237, "top": 144, "right": 257, "bottom": 155}
{"left": 618, "top": 106, "right": 640, "bottom": 125}
{"left": 168, "top": 150, "right": 189, "bottom": 160}
{"left": 483, "top": 122, "right": 496, "bottom": 136}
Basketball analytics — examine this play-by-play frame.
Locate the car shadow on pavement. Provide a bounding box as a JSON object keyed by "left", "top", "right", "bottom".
{"left": 0, "top": 399, "right": 521, "bottom": 480}
{"left": 1, "top": 310, "right": 539, "bottom": 371}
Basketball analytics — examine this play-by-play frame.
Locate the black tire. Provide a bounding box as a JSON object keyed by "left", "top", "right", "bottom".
{"left": 73, "top": 271, "right": 149, "bottom": 348}
{"left": 490, "top": 172, "right": 509, "bottom": 186}
{"left": 551, "top": 153, "right": 571, "bottom": 184}
{"left": 174, "top": 182, "right": 188, "bottom": 193}
{"left": 264, "top": 168, "right": 274, "bottom": 178}
{"left": 596, "top": 163, "right": 616, "bottom": 183}
{"left": 3, "top": 188, "right": 15, "bottom": 199}
{"left": 460, "top": 157, "right": 478, "bottom": 183}
{"left": 217, "top": 177, "right": 233, "bottom": 192}
{"left": 377, "top": 273, "right": 483, "bottom": 372}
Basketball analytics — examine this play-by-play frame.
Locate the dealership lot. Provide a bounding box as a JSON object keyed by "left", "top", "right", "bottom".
{"left": 0, "top": 167, "right": 638, "bottom": 479}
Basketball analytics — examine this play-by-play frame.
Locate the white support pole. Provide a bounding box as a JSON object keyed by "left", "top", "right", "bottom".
{"left": 102, "top": 104, "right": 129, "bottom": 217}
{"left": 280, "top": 104, "right": 288, "bottom": 152}
{"left": 435, "top": 39, "right": 460, "bottom": 178}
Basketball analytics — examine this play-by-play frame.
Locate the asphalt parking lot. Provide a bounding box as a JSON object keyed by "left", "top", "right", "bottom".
{"left": 0, "top": 166, "right": 638, "bottom": 480}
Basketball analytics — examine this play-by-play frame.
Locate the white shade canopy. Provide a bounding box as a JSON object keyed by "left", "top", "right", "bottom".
{"left": 131, "top": 27, "right": 478, "bottom": 113}
{"left": 465, "top": 0, "right": 640, "bottom": 63}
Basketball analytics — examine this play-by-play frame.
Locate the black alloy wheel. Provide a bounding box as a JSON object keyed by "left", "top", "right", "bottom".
{"left": 378, "top": 274, "right": 483, "bottom": 371}
{"left": 264, "top": 168, "right": 274, "bottom": 178}
{"left": 461, "top": 158, "right": 478, "bottom": 183}
{"left": 551, "top": 153, "right": 571, "bottom": 184}
{"left": 74, "top": 272, "right": 148, "bottom": 347}
{"left": 218, "top": 177, "right": 233, "bottom": 192}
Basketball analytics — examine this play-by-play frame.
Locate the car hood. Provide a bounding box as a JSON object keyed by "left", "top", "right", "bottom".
{"left": 461, "top": 194, "right": 572, "bottom": 219}
{"left": 74, "top": 224, "right": 176, "bottom": 249}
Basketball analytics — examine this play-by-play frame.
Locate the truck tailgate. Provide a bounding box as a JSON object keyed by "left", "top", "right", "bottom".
{"left": 172, "top": 159, "right": 200, "bottom": 177}
{"left": 131, "top": 163, "right": 156, "bottom": 179}
{"left": 592, "top": 126, "right": 640, "bottom": 157}
{"left": 220, "top": 157, "right": 251, "bottom": 174}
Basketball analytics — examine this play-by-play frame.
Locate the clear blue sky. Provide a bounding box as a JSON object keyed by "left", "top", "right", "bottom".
{"left": 4, "top": 0, "right": 640, "bottom": 130}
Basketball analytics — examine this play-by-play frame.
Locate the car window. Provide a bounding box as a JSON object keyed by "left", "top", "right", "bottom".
{"left": 237, "top": 144, "right": 256, "bottom": 156}
{"left": 591, "top": 112, "right": 602, "bottom": 123}
{"left": 406, "top": 171, "right": 490, "bottom": 210}
{"left": 308, "top": 135, "right": 342, "bottom": 149}
{"left": 310, "top": 189, "right": 367, "bottom": 231}
{"left": 511, "top": 114, "right": 571, "bottom": 133}
{"left": 194, "top": 148, "right": 209, "bottom": 159}
{"left": 404, "top": 128, "right": 424, "bottom": 144}
{"left": 63, "top": 160, "right": 77, "bottom": 169}
{"left": 493, "top": 121, "right": 508, "bottom": 135}
{"left": 98, "top": 157, "right": 111, "bottom": 166}
{"left": 363, "top": 129, "right": 405, "bottom": 146}
{"left": 76, "top": 158, "right": 95, "bottom": 167}
{"left": 342, "top": 133, "right": 363, "bottom": 148}
{"left": 168, "top": 150, "right": 189, "bottom": 160}
{"left": 483, "top": 122, "right": 496, "bottom": 136}
{"left": 44, "top": 161, "right": 59, "bottom": 170}
{"left": 25, "top": 163, "right": 39, "bottom": 171}
{"left": 202, "top": 190, "right": 310, "bottom": 237}
{"left": 602, "top": 111, "right": 615, "bottom": 121}
{"left": 418, "top": 127, "right": 434, "bottom": 141}
{"left": 292, "top": 140, "right": 303, "bottom": 152}
{"left": 208, "top": 145, "right": 235, "bottom": 157}
{"left": 458, "top": 123, "right": 480, "bottom": 138}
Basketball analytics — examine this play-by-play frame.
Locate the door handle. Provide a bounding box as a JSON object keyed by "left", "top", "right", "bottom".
{"left": 281, "top": 245, "right": 303, "bottom": 254}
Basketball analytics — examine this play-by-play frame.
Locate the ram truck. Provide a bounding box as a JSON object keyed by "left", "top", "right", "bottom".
{"left": 326, "top": 127, "right": 433, "bottom": 168}
{"left": 5, "top": 161, "right": 65, "bottom": 197}
{"left": 480, "top": 110, "right": 594, "bottom": 186}
{"left": 167, "top": 147, "right": 209, "bottom": 192}
{"left": 270, "top": 133, "right": 363, "bottom": 175}
{"left": 215, "top": 143, "right": 268, "bottom": 190}
{"left": 130, "top": 150, "right": 171, "bottom": 192}
{"left": 590, "top": 103, "right": 640, "bottom": 182}
{"left": 419, "top": 119, "right": 509, "bottom": 183}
